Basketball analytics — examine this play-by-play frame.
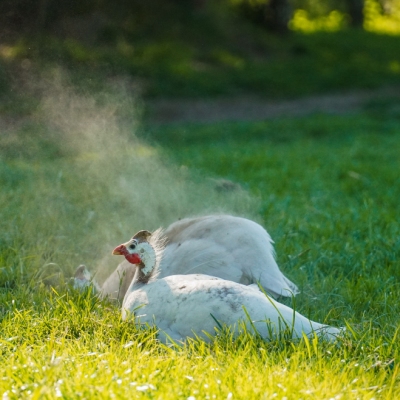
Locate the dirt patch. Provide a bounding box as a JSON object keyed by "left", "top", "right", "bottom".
{"left": 147, "top": 86, "right": 400, "bottom": 124}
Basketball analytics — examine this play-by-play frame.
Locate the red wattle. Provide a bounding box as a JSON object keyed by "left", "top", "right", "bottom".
{"left": 125, "top": 253, "right": 142, "bottom": 264}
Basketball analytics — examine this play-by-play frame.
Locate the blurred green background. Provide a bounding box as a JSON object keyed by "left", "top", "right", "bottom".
{"left": 1, "top": 0, "right": 400, "bottom": 101}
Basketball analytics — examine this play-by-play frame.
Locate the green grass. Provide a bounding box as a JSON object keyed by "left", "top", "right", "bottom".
{"left": 148, "top": 106, "right": 400, "bottom": 322}
{"left": 1, "top": 76, "right": 400, "bottom": 398}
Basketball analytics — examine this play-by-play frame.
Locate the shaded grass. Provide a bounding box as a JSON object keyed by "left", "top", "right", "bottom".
{"left": 148, "top": 110, "right": 400, "bottom": 327}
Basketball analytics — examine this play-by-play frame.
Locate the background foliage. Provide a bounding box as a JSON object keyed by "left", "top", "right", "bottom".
{"left": 1, "top": 1, "right": 400, "bottom": 100}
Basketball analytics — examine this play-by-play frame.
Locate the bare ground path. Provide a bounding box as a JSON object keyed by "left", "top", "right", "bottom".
{"left": 147, "top": 86, "right": 400, "bottom": 124}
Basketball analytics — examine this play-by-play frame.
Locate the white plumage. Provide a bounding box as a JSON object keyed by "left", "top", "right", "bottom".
{"left": 99, "top": 215, "right": 299, "bottom": 301}
{"left": 112, "top": 228, "right": 342, "bottom": 344}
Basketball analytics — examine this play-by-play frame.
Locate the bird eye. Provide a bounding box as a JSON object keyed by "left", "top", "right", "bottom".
{"left": 129, "top": 240, "right": 138, "bottom": 250}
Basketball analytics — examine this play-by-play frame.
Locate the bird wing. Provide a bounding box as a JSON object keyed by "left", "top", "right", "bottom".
{"left": 164, "top": 214, "right": 299, "bottom": 297}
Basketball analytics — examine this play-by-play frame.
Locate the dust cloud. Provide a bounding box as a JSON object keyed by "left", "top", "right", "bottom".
{"left": 1, "top": 67, "right": 260, "bottom": 283}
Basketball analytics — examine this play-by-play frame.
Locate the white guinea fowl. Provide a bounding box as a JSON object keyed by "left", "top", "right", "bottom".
{"left": 112, "top": 229, "right": 342, "bottom": 344}
{"left": 99, "top": 215, "right": 299, "bottom": 301}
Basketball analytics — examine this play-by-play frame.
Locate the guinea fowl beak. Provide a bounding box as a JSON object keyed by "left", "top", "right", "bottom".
{"left": 112, "top": 244, "right": 126, "bottom": 256}
{"left": 112, "top": 243, "right": 142, "bottom": 264}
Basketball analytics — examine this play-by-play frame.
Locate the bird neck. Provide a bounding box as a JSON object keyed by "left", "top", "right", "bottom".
{"left": 136, "top": 261, "right": 154, "bottom": 284}
{"left": 122, "top": 264, "right": 149, "bottom": 303}
{"left": 123, "top": 258, "right": 157, "bottom": 303}
{"left": 122, "top": 228, "right": 166, "bottom": 302}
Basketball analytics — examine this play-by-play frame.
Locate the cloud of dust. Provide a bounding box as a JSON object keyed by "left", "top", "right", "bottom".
{"left": 1, "top": 67, "right": 261, "bottom": 283}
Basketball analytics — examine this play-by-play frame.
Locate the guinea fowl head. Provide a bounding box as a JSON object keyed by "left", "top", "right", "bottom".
{"left": 112, "top": 228, "right": 165, "bottom": 279}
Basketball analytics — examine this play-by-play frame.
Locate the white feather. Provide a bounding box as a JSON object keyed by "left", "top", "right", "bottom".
{"left": 121, "top": 234, "right": 342, "bottom": 344}
{"left": 100, "top": 215, "right": 299, "bottom": 301}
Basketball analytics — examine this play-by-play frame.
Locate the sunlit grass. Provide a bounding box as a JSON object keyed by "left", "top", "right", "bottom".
{"left": 289, "top": 10, "right": 347, "bottom": 33}
{"left": 290, "top": 0, "right": 400, "bottom": 35}
{"left": 364, "top": 0, "right": 400, "bottom": 35}
{"left": 1, "top": 286, "right": 399, "bottom": 399}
